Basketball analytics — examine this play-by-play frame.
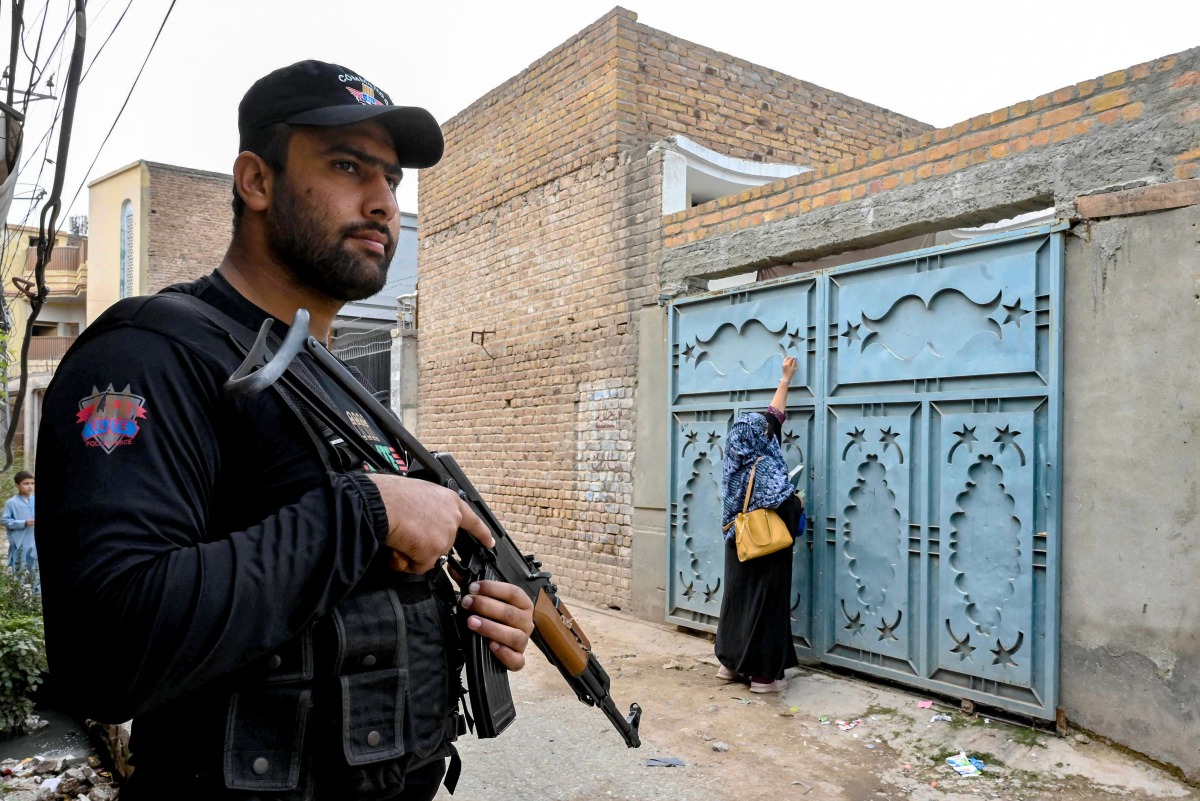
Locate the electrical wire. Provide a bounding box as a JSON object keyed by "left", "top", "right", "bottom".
{"left": 0, "top": 13, "right": 69, "bottom": 289}
{"left": 0, "top": 0, "right": 126, "bottom": 355}
{"left": 18, "top": 0, "right": 48, "bottom": 68}
{"left": 81, "top": 0, "right": 132, "bottom": 82}
{"left": 18, "top": 0, "right": 51, "bottom": 111}
{"left": 0, "top": 0, "right": 70, "bottom": 282}
{"left": 2, "top": 0, "right": 128, "bottom": 283}
{"left": 2, "top": 0, "right": 83, "bottom": 470}
{"left": 61, "top": 0, "right": 176, "bottom": 221}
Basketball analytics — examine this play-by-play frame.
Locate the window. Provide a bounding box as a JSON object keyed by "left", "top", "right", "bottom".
{"left": 119, "top": 199, "right": 134, "bottom": 298}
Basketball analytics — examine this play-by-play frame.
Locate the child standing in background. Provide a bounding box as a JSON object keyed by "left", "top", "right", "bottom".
{"left": 3, "top": 471, "right": 37, "bottom": 595}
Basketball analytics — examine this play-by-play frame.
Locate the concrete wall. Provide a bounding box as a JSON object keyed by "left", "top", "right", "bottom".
{"left": 1060, "top": 205, "right": 1200, "bottom": 781}
{"left": 630, "top": 304, "right": 668, "bottom": 619}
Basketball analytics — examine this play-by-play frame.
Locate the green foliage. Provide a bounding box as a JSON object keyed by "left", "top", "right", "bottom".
{"left": 0, "top": 613, "right": 46, "bottom": 735}
{"left": 0, "top": 449, "right": 47, "bottom": 737}
{"left": 0, "top": 448, "right": 26, "bottom": 496}
{"left": 0, "top": 563, "right": 41, "bottom": 619}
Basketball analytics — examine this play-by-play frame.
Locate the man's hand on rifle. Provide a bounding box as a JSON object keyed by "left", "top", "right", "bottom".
{"left": 368, "top": 474, "right": 494, "bottom": 573}
{"left": 460, "top": 580, "right": 535, "bottom": 671}
{"left": 367, "top": 475, "right": 533, "bottom": 670}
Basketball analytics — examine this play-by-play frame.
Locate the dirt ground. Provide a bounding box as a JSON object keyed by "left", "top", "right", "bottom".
{"left": 438, "top": 602, "right": 1198, "bottom": 801}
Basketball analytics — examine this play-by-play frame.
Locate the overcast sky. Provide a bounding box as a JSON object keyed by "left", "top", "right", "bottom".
{"left": 5, "top": 0, "right": 1196, "bottom": 229}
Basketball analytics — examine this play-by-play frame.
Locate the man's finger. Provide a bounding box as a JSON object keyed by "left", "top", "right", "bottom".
{"left": 487, "top": 640, "right": 527, "bottom": 672}
{"left": 466, "top": 615, "right": 531, "bottom": 667}
{"left": 457, "top": 500, "right": 495, "bottom": 549}
{"left": 461, "top": 593, "right": 530, "bottom": 632}
{"left": 470, "top": 579, "right": 534, "bottom": 611}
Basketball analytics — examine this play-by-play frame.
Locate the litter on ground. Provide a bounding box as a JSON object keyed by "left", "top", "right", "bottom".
{"left": 946, "top": 751, "right": 986, "bottom": 777}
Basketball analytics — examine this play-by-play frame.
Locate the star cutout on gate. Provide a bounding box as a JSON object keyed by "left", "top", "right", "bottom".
{"left": 879, "top": 426, "right": 904, "bottom": 463}
{"left": 783, "top": 327, "right": 805, "bottom": 351}
{"left": 706, "top": 432, "right": 723, "bottom": 459}
{"left": 782, "top": 429, "right": 801, "bottom": 458}
{"left": 946, "top": 620, "right": 976, "bottom": 662}
{"left": 841, "top": 427, "right": 867, "bottom": 460}
{"left": 1002, "top": 300, "right": 1031, "bottom": 327}
{"left": 681, "top": 342, "right": 698, "bottom": 363}
{"left": 879, "top": 426, "right": 899, "bottom": 449}
{"left": 876, "top": 610, "right": 902, "bottom": 642}
{"left": 991, "top": 632, "right": 1024, "bottom": 669}
{"left": 840, "top": 599, "right": 865, "bottom": 635}
{"left": 993, "top": 424, "right": 1026, "bottom": 465}
{"left": 682, "top": 430, "right": 699, "bottom": 455}
{"left": 947, "top": 424, "right": 978, "bottom": 462}
{"left": 703, "top": 579, "right": 722, "bottom": 603}
{"left": 842, "top": 322, "right": 862, "bottom": 346}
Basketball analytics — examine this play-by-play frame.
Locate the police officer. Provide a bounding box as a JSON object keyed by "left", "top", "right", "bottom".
{"left": 36, "top": 61, "right": 534, "bottom": 800}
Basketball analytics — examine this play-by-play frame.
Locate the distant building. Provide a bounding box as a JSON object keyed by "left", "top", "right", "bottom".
{"left": 2, "top": 222, "right": 87, "bottom": 454}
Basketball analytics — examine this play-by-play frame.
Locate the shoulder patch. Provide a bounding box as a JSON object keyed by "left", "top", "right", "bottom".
{"left": 75, "top": 384, "right": 148, "bottom": 453}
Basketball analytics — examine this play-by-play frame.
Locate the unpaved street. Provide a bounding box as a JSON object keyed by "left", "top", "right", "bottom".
{"left": 438, "top": 602, "right": 1197, "bottom": 801}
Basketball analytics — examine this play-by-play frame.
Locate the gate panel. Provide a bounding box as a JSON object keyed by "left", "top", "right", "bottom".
{"left": 667, "top": 279, "right": 818, "bottom": 639}
{"left": 822, "top": 403, "right": 921, "bottom": 674}
{"left": 669, "top": 409, "right": 732, "bottom": 626}
{"left": 928, "top": 399, "right": 1052, "bottom": 706}
{"left": 667, "top": 224, "right": 1063, "bottom": 719}
{"left": 672, "top": 281, "right": 816, "bottom": 404}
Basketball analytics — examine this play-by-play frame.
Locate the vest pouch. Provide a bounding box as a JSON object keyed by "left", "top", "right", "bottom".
{"left": 340, "top": 667, "right": 408, "bottom": 765}
{"left": 223, "top": 686, "right": 312, "bottom": 791}
{"left": 332, "top": 587, "right": 408, "bottom": 766}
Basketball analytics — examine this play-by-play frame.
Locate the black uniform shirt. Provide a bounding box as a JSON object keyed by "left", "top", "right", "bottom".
{"left": 36, "top": 273, "right": 432, "bottom": 795}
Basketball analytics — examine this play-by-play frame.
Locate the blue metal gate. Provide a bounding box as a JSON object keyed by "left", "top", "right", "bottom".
{"left": 666, "top": 224, "right": 1064, "bottom": 719}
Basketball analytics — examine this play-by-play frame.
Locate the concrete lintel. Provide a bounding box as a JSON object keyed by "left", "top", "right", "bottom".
{"left": 664, "top": 176, "right": 1053, "bottom": 283}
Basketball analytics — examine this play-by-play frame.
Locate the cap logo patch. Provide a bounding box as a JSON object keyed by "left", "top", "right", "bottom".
{"left": 75, "top": 384, "right": 147, "bottom": 453}
{"left": 346, "top": 84, "right": 384, "bottom": 107}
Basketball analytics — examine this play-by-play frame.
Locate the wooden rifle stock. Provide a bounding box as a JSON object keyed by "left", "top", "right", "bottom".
{"left": 532, "top": 591, "right": 589, "bottom": 677}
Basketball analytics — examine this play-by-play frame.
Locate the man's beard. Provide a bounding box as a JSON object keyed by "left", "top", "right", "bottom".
{"left": 265, "top": 178, "right": 396, "bottom": 302}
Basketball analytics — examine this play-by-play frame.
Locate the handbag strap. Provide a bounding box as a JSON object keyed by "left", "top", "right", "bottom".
{"left": 722, "top": 456, "right": 765, "bottom": 533}
{"left": 742, "top": 457, "right": 763, "bottom": 513}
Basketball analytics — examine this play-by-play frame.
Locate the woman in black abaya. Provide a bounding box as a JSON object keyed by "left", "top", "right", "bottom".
{"left": 715, "top": 355, "right": 804, "bottom": 693}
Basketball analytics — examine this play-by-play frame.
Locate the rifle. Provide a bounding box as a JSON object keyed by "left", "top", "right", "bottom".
{"left": 223, "top": 308, "right": 642, "bottom": 748}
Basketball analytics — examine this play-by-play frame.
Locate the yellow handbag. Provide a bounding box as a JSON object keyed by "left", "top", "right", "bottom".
{"left": 724, "top": 457, "right": 794, "bottom": 562}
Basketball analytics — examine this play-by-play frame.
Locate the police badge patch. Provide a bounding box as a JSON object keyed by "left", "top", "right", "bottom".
{"left": 76, "top": 384, "right": 147, "bottom": 453}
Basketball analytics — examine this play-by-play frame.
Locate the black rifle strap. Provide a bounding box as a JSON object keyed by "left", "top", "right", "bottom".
{"left": 153, "top": 292, "right": 351, "bottom": 471}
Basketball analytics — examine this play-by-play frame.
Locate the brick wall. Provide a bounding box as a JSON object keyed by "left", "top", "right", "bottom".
{"left": 630, "top": 26, "right": 929, "bottom": 165}
{"left": 146, "top": 163, "right": 232, "bottom": 292}
{"left": 417, "top": 9, "right": 925, "bottom": 607}
{"left": 662, "top": 51, "right": 1200, "bottom": 260}
{"left": 424, "top": 9, "right": 929, "bottom": 239}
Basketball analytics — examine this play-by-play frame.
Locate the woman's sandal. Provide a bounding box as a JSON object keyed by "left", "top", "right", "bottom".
{"left": 716, "top": 665, "right": 738, "bottom": 681}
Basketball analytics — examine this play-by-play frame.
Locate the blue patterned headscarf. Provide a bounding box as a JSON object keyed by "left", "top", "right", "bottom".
{"left": 721, "top": 411, "right": 795, "bottom": 540}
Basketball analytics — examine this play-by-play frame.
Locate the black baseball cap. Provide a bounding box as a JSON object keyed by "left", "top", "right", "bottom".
{"left": 238, "top": 60, "right": 444, "bottom": 168}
